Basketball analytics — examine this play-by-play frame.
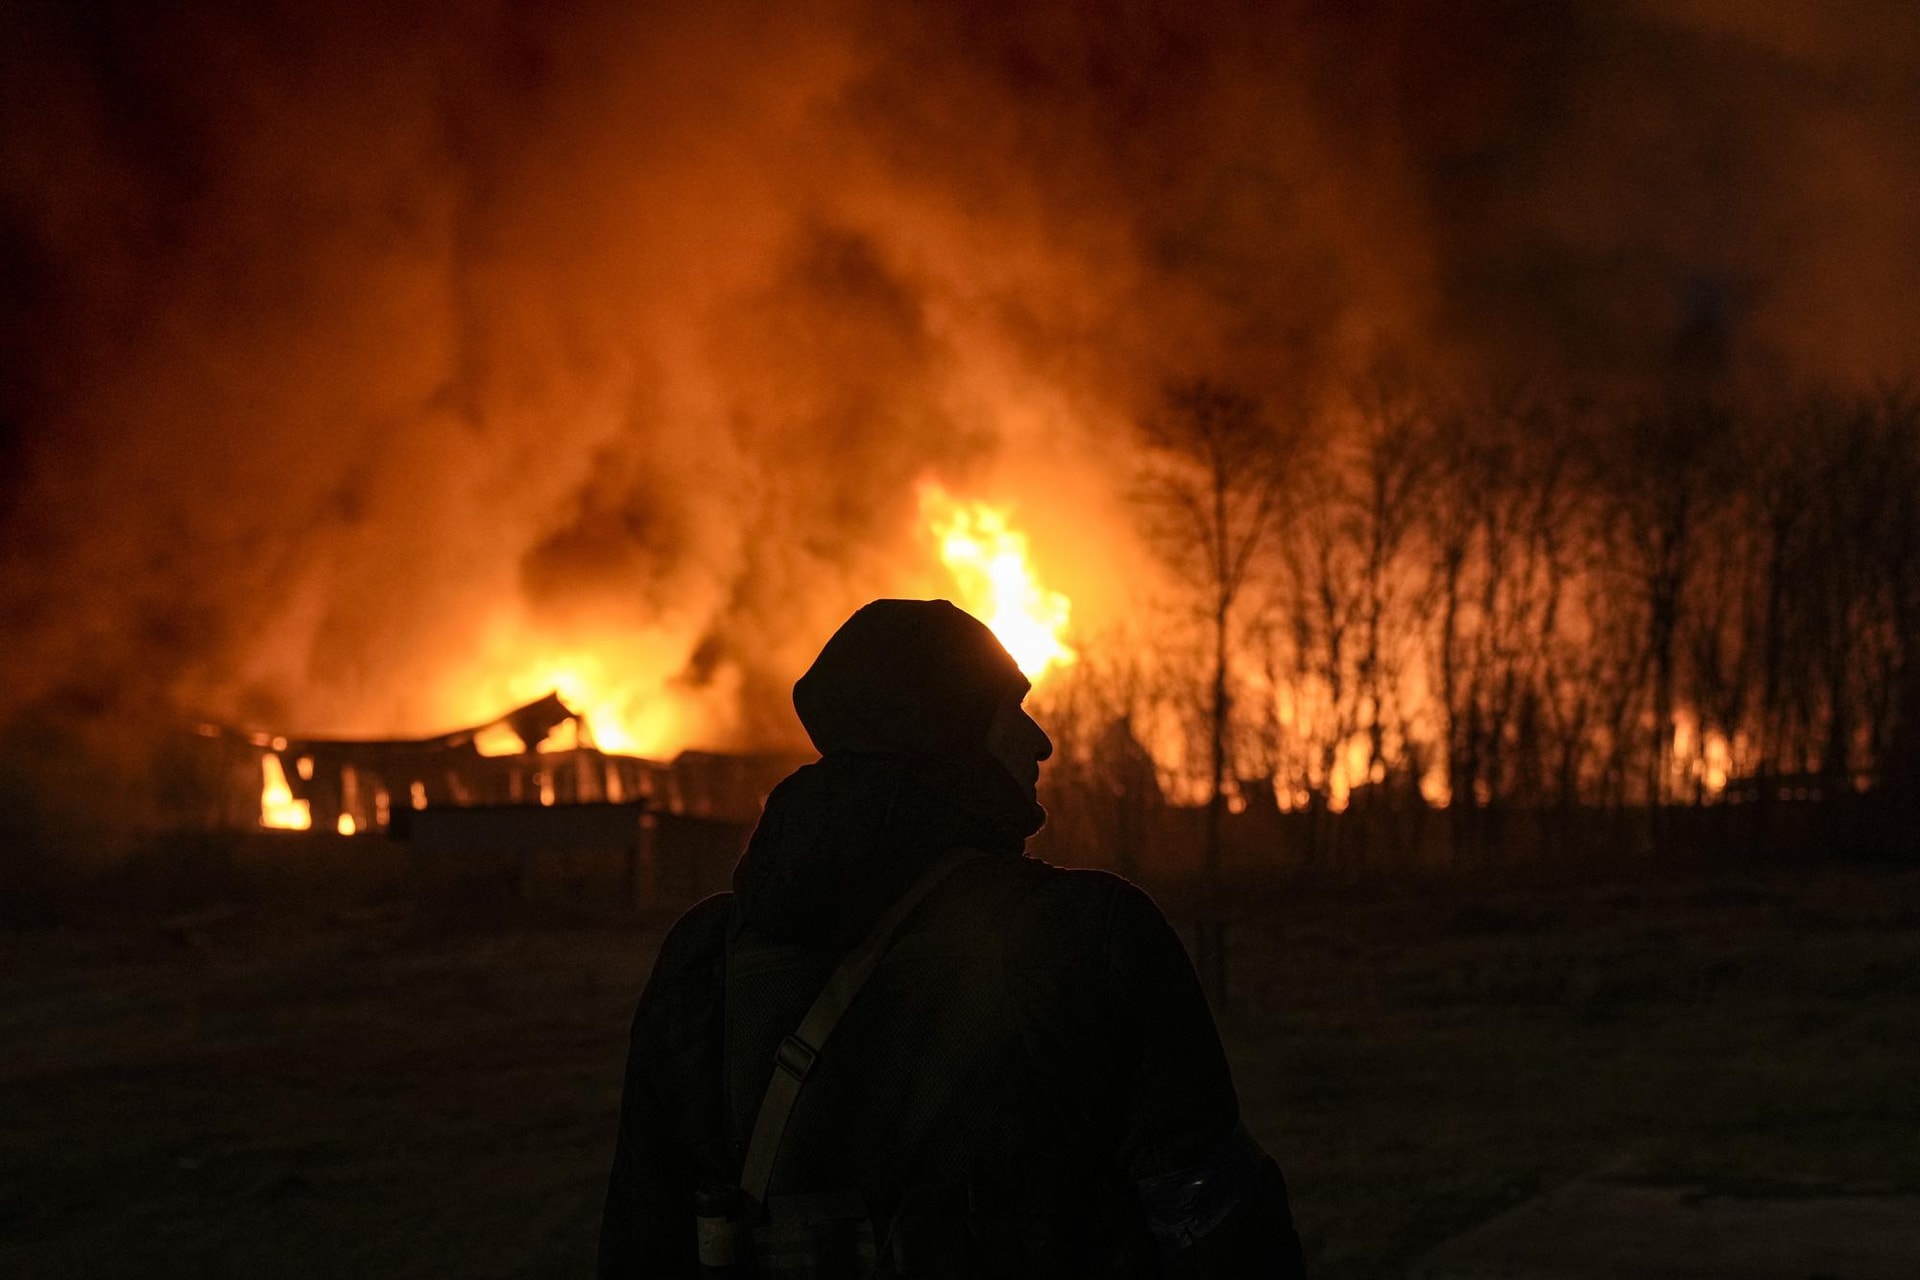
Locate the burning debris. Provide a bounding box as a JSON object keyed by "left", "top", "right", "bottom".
{"left": 185, "top": 692, "right": 802, "bottom": 837}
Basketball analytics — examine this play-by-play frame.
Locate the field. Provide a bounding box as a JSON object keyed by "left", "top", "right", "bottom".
{"left": 3, "top": 859, "right": 1916, "bottom": 1278}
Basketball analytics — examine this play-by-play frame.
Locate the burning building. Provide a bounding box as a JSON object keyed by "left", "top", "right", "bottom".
{"left": 187, "top": 691, "right": 804, "bottom": 837}
{"left": 154, "top": 692, "right": 811, "bottom": 916}
{"left": 4, "top": 1, "right": 1919, "bottom": 883}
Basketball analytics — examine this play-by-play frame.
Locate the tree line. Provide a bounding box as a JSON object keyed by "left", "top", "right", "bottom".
{"left": 1036, "top": 379, "right": 1920, "bottom": 867}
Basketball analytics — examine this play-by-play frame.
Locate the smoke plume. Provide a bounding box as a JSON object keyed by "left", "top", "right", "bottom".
{"left": 1, "top": 0, "right": 1916, "bottom": 765}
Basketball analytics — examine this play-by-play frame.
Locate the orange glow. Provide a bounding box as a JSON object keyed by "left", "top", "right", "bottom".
{"left": 1325, "top": 735, "right": 1374, "bottom": 813}
{"left": 377, "top": 490, "right": 1073, "bottom": 764}
{"left": 336, "top": 813, "right": 357, "bottom": 836}
{"left": 1703, "top": 731, "right": 1731, "bottom": 796}
{"left": 539, "top": 718, "right": 581, "bottom": 753}
{"left": 443, "top": 638, "right": 696, "bottom": 761}
{"left": 260, "top": 755, "right": 311, "bottom": 830}
{"left": 920, "top": 484, "right": 1076, "bottom": 682}
{"left": 473, "top": 721, "right": 526, "bottom": 758}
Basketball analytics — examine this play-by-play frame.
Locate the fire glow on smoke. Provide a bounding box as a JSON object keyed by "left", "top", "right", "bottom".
{"left": 258, "top": 490, "right": 1073, "bottom": 828}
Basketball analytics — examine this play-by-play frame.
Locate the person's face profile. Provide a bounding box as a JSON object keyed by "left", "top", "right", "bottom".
{"left": 984, "top": 700, "right": 1052, "bottom": 800}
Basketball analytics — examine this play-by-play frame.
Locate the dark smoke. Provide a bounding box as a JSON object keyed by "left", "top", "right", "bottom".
{"left": 1, "top": 0, "right": 1916, "bottom": 775}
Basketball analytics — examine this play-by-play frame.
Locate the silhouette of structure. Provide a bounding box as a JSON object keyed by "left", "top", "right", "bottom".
{"left": 178, "top": 693, "right": 802, "bottom": 834}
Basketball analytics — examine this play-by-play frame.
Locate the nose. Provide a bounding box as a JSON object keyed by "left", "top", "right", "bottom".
{"left": 1029, "top": 712, "right": 1053, "bottom": 762}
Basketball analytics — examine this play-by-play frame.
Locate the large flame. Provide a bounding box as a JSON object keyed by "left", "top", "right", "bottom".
{"left": 920, "top": 484, "right": 1076, "bottom": 682}
{"left": 289, "top": 490, "right": 1076, "bottom": 777}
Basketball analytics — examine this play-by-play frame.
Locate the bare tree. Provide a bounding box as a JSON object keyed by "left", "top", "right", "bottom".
{"left": 1344, "top": 381, "right": 1437, "bottom": 802}
{"left": 1135, "top": 378, "right": 1296, "bottom": 1009}
{"left": 1275, "top": 465, "right": 1361, "bottom": 854}
{"left": 1586, "top": 397, "right": 1731, "bottom": 853}
{"left": 1113, "top": 377, "right": 1920, "bottom": 877}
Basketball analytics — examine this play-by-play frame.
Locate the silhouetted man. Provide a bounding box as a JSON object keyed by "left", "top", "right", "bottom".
{"left": 598, "top": 598, "right": 1307, "bottom": 1276}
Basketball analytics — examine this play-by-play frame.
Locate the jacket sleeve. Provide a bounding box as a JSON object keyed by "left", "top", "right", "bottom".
{"left": 597, "top": 951, "right": 701, "bottom": 1278}
{"left": 1106, "top": 881, "right": 1308, "bottom": 1278}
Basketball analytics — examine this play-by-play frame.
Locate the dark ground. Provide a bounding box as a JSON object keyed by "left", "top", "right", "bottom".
{"left": 2, "top": 859, "right": 1916, "bottom": 1279}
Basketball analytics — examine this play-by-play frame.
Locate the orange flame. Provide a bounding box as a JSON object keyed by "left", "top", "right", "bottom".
{"left": 396, "top": 489, "right": 1073, "bottom": 765}
{"left": 920, "top": 484, "right": 1075, "bottom": 682}
{"left": 445, "top": 640, "right": 698, "bottom": 761}
{"left": 260, "top": 755, "right": 312, "bottom": 830}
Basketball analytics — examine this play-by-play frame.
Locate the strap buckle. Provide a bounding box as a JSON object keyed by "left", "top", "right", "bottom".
{"left": 775, "top": 1034, "right": 818, "bottom": 1081}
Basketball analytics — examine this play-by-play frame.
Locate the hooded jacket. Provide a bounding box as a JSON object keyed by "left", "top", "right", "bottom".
{"left": 597, "top": 600, "right": 1306, "bottom": 1277}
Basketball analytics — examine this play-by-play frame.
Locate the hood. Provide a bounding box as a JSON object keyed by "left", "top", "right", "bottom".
{"left": 792, "top": 598, "right": 1029, "bottom": 757}
{"left": 733, "top": 598, "right": 1045, "bottom": 951}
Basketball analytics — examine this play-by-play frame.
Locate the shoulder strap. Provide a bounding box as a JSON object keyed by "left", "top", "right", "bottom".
{"left": 736, "top": 847, "right": 990, "bottom": 1211}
